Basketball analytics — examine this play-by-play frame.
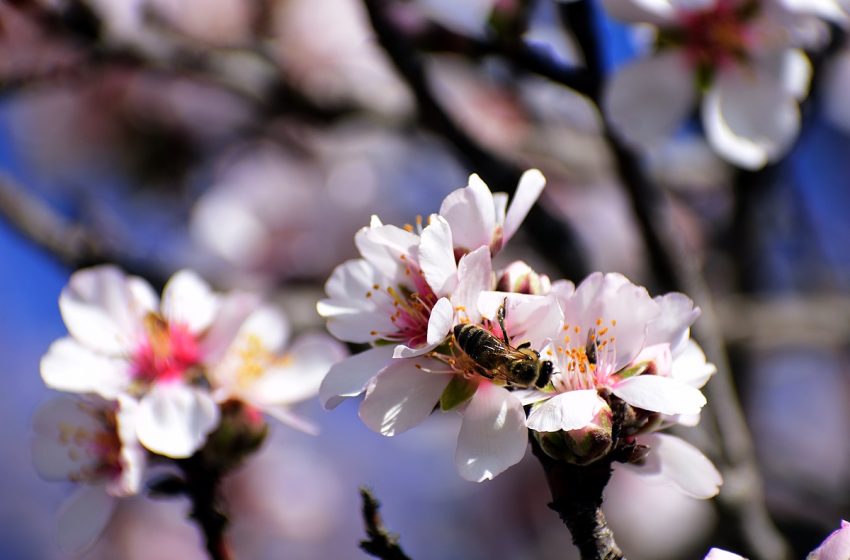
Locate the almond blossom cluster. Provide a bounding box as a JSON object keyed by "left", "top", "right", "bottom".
{"left": 33, "top": 266, "right": 345, "bottom": 552}
{"left": 318, "top": 170, "right": 722, "bottom": 497}
{"left": 602, "top": 0, "right": 837, "bottom": 169}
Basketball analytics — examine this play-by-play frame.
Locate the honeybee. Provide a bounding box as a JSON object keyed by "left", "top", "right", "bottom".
{"left": 452, "top": 299, "right": 554, "bottom": 389}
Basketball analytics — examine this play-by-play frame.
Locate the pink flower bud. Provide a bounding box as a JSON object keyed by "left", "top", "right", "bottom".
{"left": 809, "top": 520, "right": 850, "bottom": 560}
{"left": 495, "top": 260, "right": 551, "bottom": 295}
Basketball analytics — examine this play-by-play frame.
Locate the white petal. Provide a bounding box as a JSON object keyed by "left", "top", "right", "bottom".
{"left": 455, "top": 383, "right": 528, "bottom": 482}
{"left": 704, "top": 548, "right": 747, "bottom": 560}
{"left": 503, "top": 169, "right": 546, "bottom": 245}
{"left": 136, "top": 384, "right": 220, "bottom": 458}
{"left": 57, "top": 485, "right": 116, "bottom": 555}
{"left": 355, "top": 223, "right": 420, "bottom": 281}
{"left": 32, "top": 397, "right": 103, "bottom": 480}
{"left": 359, "top": 359, "right": 452, "bottom": 436}
{"left": 161, "top": 270, "right": 219, "bottom": 334}
{"left": 40, "top": 338, "right": 133, "bottom": 398}
{"left": 112, "top": 396, "right": 145, "bottom": 496}
{"left": 635, "top": 433, "right": 722, "bottom": 498}
{"left": 671, "top": 340, "right": 716, "bottom": 388}
{"left": 453, "top": 246, "right": 493, "bottom": 324}
{"left": 526, "top": 390, "right": 603, "bottom": 432}
{"left": 59, "top": 265, "right": 155, "bottom": 355}
{"left": 703, "top": 66, "right": 801, "bottom": 169}
{"left": 200, "top": 291, "right": 263, "bottom": 364}
{"left": 419, "top": 215, "right": 458, "bottom": 297}
{"left": 322, "top": 258, "right": 383, "bottom": 310}
{"left": 245, "top": 333, "right": 348, "bottom": 406}
{"left": 613, "top": 374, "right": 706, "bottom": 415}
{"left": 604, "top": 51, "right": 697, "bottom": 149}
{"left": 439, "top": 174, "right": 496, "bottom": 251}
{"left": 427, "top": 297, "right": 455, "bottom": 345}
{"left": 647, "top": 293, "right": 700, "bottom": 352}
{"left": 321, "top": 308, "right": 396, "bottom": 344}
{"left": 319, "top": 345, "right": 395, "bottom": 409}
{"left": 502, "top": 294, "right": 563, "bottom": 349}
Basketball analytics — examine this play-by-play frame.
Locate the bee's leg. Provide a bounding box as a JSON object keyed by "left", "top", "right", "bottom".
{"left": 497, "top": 297, "right": 510, "bottom": 345}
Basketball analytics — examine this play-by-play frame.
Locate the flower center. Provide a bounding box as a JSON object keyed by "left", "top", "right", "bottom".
{"left": 235, "top": 334, "right": 293, "bottom": 388}
{"left": 57, "top": 405, "right": 123, "bottom": 482}
{"left": 676, "top": 0, "right": 757, "bottom": 71}
{"left": 132, "top": 313, "right": 201, "bottom": 384}
{"left": 552, "top": 319, "right": 618, "bottom": 391}
{"left": 366, "top": 262, "right": 438, "bottom": 347}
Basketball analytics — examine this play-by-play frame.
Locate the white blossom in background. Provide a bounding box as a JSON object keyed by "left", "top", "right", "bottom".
{"left": 706, "top": 518, "right": 850, "bottom": 559}
{"left": 41, "top": 265, "right": 342, "bottom": 459}
{"left": 602, "top": 0, "right": 829, "bottom": 169}
{"left": 526, "top": 273, "right": 721, "bottom": 498}
{"left": 32, "top": 396, "right": 144, "bottom": 554}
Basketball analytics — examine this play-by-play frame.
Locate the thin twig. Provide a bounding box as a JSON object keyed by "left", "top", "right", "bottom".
{"left": 359, "top": 487, "right": 412, "bottom": 560}
{"left": 178, "top": 456, "right": 233, "bottom": 560}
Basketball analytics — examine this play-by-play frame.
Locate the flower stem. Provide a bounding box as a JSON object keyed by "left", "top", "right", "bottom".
{"left": 531, "top": 439, "right": 624, "bottom": 560}
{"left": 359, "top": 487, "right": 412, "bottom": 560}
{"left": 179, "top": 457, "right": 233, "bottom": 560}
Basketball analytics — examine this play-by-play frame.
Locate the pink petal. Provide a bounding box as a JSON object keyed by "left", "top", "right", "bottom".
{"left": 322, "top": 258, "right": 384, "bottom": 309}
{"left": 419, "top": 215, "right": 458, "bottom": 297}
{"left": 613, "top": 375, "right": 706, "bottom": 415}
{"left": 810, "top": 520, "right": 850, "bottom": 560}
{"left": 647, "top": 292, "right": 700, "bottom": 352}
{"left": 40, "top": 338, "right": 133, "bottom": 399}
{"left": 200, "top": 291, "right": 263, "bottom": 364}
{"left": 319, "top": 345, "right": 395, "bottom": 409}
{"left": 455, "top": 383, "right": 528, "bottom": 482}
{"left": 427, "top": 297, "right": 455, "bottom": 345}
{"left": 503, "top": 169, "right": 546, "bottom": 245}
{"left": 359, "top": 359, "right": 452, "bottom": 436}
{"left": 526, "top": 390, "right": 603, "bottom": 432}
{"left": 57, "top": 485, "right": 116, "bottom": 554}
{"left": 634, "top": 433, "right": 722, "bottom": 499}
{"left": 136, "top": 384, "right": 220, "bottom": 458}
{"left": 354, "top": 223, "right": 420, "bottom": 281}
{"left": 161, "top": 269, "right": 219, "bottom": 334}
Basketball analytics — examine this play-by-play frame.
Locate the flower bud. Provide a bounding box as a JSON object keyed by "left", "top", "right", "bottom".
{"left": 535, "top": 401, "right": 613, "bottom": 465}
{"left": 199, "top": 400, "right": 268, "bottom": 472}
{"left": 496, "top": 261, "right": 551, "bottom": 295}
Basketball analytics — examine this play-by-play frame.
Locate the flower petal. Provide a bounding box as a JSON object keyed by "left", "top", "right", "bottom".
{"left": 634, "top": 433, "right": 722, "bottom": 498}
{"left": 808, "top": 519, "right": 850, "bottom": 560}
{"left": 503, "top": 169, "right": 546, "bottom": 245}
{"left": 161, "top": 270, "right": 219, "bottom": 334}
{"left": 419, "top": 215, "right": 458, "bottom": 297}
{"left": 57, "top": 485, "right": 116, "bottom": 555}
{"left": 40, "top": 338, "right": 133, "bottom": 398}
{"left": 319, "top": 344, "right": 395, "bottom": 409}
{"left": 200, "top": 291, "right": 263, "bottom": 364}
{"left": 455, "top": 383, "right": 528, "bottom": 482}
{"left": 671, "top": 340, "right": 716, "bottom": 388}
{"left": 702, "top": 64, "right": 802, "bottom": 169}
{"left": 613, "top": 374, "right": 706, "bottom": 415}
{"left": 453, "top": 246, "right": 493, "bottom": 324}
{"left": 32, "top": 396, "right": 103, "bottom": 480}
{"left": 355, "top": 223, "right": 420, "bottom": 281}
{"left": 59, "top": 265, "right": 155, "bottom": 355}
{"left": 646, "top": 293, "right": 700, "bottom": 352}
{"left": 439, "top": 174, "right": 496, "bottom": 251}
{"left": 359, "top": 359, "right": 452, "bottom": 436}
{"left": 526, "top": 390, "right": 603, "bottom": 432}
{"left": 246, "top": 333, "right": 348, "bottom": 406}
{"left": 136, "top": 384, "right": 220, "bottom": 458}
{"left": 427, "top": 296, "right": 455, "bottom": 346}
{"left": 704, "top": 548, "right": 747, "bottom": 560}
{"left": 604, "top": 51, "right": 697, "bottom": 149}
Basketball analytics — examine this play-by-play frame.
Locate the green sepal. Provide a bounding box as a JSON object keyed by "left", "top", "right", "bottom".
{"left": 617, "top": 362, "right": 649, "bottom": 380}
{"left": 440, "top": 376, "right": 478, "bottom": 411}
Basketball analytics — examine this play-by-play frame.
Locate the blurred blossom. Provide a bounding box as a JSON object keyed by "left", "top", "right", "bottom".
{"left": 605, "top": 466, "right": 716, "bottom": 560}
{"left": 823, "top": 44, "right": 850, "bottom": 135}
{"left": 271, "top": 0, "right": 413, "bottom": 116}
{"left": 32, "top": 396, "right": 144, "bottom": 554}
{"left": 808, "top": 520, "right": 850, "bottom": 560}
{"left": 0, "top": 3, "right": 81, "bottom": 82}
{"left": 191, "top": 130, "right": 464, "bottom": 284}
{"left": 602, "top": 0, "right": 829, "bottom": 169}
{"left": 415, "top": 0, "right": 498, "bottom": 36}
{"left": 146, "top": 0, "right": 257, "bottom": 46}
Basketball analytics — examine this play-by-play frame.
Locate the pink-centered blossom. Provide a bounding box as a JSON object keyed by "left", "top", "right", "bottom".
{"left": 526, "top": 273, "right": 721, "bottom": 497}
{"left": 32, "top": 395, "right": 144, "bottom": 553}
{"left": 602, "top": 0, "right": 826, "bottom": 169}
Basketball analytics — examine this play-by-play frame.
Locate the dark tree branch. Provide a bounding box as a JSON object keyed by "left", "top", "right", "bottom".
{"left": 178, "top": 456, "right": 233, "bottom": 560}
{"left": 359, "top": 487, "right": 412, "bottom": 560}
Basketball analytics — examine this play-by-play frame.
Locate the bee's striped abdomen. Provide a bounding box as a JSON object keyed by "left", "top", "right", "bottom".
{"left": 453, "top": 324, "right": 506, "bottom": 370}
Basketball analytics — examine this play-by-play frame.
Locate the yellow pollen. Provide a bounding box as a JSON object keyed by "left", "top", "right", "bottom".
{"left": 574, "top": 326, "right": 580, "bottom": 334}
{"left": 564, "top": 335, "right": 570, "bottom": 343}
{"left": 596, "top": 318, "right": 602, "bottom": 326}
{"left": 598, "top": 327, "right": 608, "bottom": 336}
{"left": 366, "top": 291, "right": 372, "bottom": 298}
{"left": 403, "top": 224, "right": 414, "bottom": 232}
{"left": 611, "top": 319, "right": 617, "bottom": 326}
{"left": 373, "top": 284, "right": 380, "bottom": 290}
